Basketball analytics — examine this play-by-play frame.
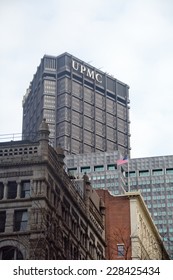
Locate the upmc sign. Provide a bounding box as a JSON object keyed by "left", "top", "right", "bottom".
{"left": 72, "top": 60, "right": 102, "bottom": 83}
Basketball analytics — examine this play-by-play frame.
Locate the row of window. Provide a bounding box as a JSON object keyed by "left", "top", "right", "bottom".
{"left": 128, "top": 168, "right": 173, "bottom": 177}
{"left": 68, "top": 164, "right": 116, "bottom": 175}
{"left": 0, "top": 181, "right": 30, "bottom": 200}
{"left": 0, "top": 210, "right": 28, "bottom": 233}
{"left": 69, "top": 166, "right": 173, "bottom": 177}
{"left": 0, "top": 147, "right": 38, "bottom": 157}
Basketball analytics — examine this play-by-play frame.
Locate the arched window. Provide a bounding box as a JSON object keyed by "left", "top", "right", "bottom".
{"left": 0, "top": 246, "right": 23, "bottom": 260}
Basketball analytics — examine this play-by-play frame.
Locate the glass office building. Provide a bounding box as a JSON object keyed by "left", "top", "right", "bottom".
{"left": 65, "top": 152, "right": 173, "bottom": 259}
{"left": 22, "top": 53, "right": 131, "bottom": 156}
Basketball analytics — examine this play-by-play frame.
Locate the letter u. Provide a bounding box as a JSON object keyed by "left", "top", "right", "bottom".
{"left": 72, "top": 60, "right": 79, "bottom": 71}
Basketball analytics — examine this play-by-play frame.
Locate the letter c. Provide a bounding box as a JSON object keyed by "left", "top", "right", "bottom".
{"left": 96, "top": 73, "right": 102, "bottom": 83}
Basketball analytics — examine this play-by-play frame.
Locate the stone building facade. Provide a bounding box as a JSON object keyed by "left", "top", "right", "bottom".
{"left": 97, "top": 190, "right": 169, "bottom": 260}
{"left": 0, "top": 120, "right": 105, "bottom": 260}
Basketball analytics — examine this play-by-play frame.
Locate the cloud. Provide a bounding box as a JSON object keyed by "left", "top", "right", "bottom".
{"left": 0, "top": 0, "right": 173, "bottom": 158}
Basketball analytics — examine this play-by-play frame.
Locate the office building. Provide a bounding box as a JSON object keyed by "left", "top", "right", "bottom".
{"left": 22, "top": 53, "right": 130, "bottom": 156}
{"left": 65, "top": 152, "right": 173, "bottom": 259}
{"left": 0, "top": 120, "right": 105, "bottom": 260}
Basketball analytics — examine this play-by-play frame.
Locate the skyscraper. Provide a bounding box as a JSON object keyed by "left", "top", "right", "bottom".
{"left": 22, "top": 53, "right": 130, "bottom": 156}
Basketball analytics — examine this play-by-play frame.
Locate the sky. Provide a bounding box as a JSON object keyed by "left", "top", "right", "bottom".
{"left": 0, "top": 0, "right": 173, "bottom": 159}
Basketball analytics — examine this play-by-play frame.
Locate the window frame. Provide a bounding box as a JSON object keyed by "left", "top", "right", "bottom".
{"left": 13, "top": 210, "right": 28, "bottom": 232}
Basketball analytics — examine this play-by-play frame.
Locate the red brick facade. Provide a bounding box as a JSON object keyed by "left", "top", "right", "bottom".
{"left": 97, "top": 190, "right": 132, "bottom": 260}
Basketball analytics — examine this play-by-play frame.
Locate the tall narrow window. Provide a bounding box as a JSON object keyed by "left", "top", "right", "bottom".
{"left": 14, "top": 210, "right": 28, "bottom": 231}
{"left": 21, "top": 181, "right": 30, "bottom": 198}
{"left": 117, "top": 244, "right": 125, "bottom": 257}
{"left": 0, "top": 211, "right": 6, "bottom": 232}
{"left": 0, "top": 182, "right": 4, "bottom": 200}
{"left": 7, "top": 181, "right": 17, "bottom": 199}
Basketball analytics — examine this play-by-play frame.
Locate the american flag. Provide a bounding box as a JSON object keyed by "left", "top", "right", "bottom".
{"left": 117, "top": 156, "right": 128, "bottom": 166}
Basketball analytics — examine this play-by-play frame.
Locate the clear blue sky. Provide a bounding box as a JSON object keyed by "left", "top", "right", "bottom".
{"left": 1, "top": 0, "right": 173, "bottom": 158}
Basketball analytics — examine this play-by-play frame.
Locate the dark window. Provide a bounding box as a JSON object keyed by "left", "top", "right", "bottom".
{"left": 68, "top": 168, "right": 77, "bottom": 177}
{"left": 84, "top": 80, "right": 94, "bottom": 89}
{"left": 81, "top": 166, "right": 91, "bottom": 173}
{"left": 107, "top": 164, "right": 116, "bottom": 171}
{"left": 139, "top": 170, "right": 150, "bottom": 177}
{"left": 21, "top": 181, "right": 30, "bottom": 198}
{"left": 0, "top": 211, "right": 6, "bottom": 232}
{"left": 94, "top": 165, "right": 104, "bottom": 172}
{"left": 166, "top": 168, "right": 173, "bottom": 174}
{"left": 95, "top": 86, "right": 105, "bottom": 94}
{"left": 126, "top": 171, "right": 136, "bottom": 177}
{"left": 117, "top": 244, "right": 124, "bottom": 256}
{"left": 7, "top": 181, "right": 17, "bottom": 199}
{"left": 14, "top": 210, "right": 28, "bottom": 232}
{"left": 107, "top": 91, "right": 116, "bottom": 100}
{"left": 72, "top": 74, "right": 83, "bottom": 83}
{"left": 152, "top": 169, "right": 163, "bottom": 176}
{"left": 0, "top": 182, "right": 3, "bottom": 200}
{"left": 0, "top": 246, "right": 23, "bottom": 260}
{"left": 117, "top": 96, "right": 126, "bottom": 105}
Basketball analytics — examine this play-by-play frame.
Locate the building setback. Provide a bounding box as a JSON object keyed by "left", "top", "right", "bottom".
{"left": 22, "top": 52, "right": 130, "bottom": 157}
{"left": 97, "top": 190, "right": 169, "bottom": 260}
{"left": 0, "top": 120, "right": 105, "bottom": 260}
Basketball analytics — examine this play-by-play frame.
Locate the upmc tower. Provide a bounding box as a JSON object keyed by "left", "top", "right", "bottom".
{"left": 22, "top": 53, "right": 130, "bottom": 156}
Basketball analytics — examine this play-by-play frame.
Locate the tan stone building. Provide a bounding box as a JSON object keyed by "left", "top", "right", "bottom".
{"left": 0, "top": 120, "right": 105, "bottom": 260}
{"left": 97, "top": 190, "right": 169, "bottom": 260}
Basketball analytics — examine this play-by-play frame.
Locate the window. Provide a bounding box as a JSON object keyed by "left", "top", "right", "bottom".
{"left": 21, "top": 181, "right": 30, "bottom": 198}
{"left": 0, "top": 211, "right": 6, "bottom": 232}
{"left": 7, "top": 181, "right": 17, "bottom": 199}
{"left": 94, "top": 165, "right": 104, "bottom": 172}
{"left": 81, "top": 166, "right": 91, "bottom": 173}
{"left": 0, "top": 182, "right": 3, "bottom": 199}
{"left": 14, "top": 210, "right": 28, "bottom": 232}
{"left": 107, "top": 164, "right": 116, "bottom": 171}
{"left": 152, "top": 169, "right": 163, "bottom": 176}
{"left": 68, "top": 168, "right": 77, "bottom": 177}
{"left": 166, "top": 168, "right": 173, "bottom": 174}
{"left": 125, "top": 171, "right": 136, "bottom": 177}
{"left": 129, "top": 171, "right": 136, "bottom": 177}
{"left": 0, "top": 246, "right": 23, "bottom": 260}
{"left": 139, "top": 170, "right": 150, "bottom": 177}
{"left": 117, "top": 244, "right": 124, "bottom": 257}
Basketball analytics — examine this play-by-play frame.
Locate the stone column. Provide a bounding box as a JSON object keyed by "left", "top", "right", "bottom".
{"left": 3, "top": 180, "right": 8, "bottom": 199}
{"left": 30, "top": 180, "right": 33, "bottom": 197}
{"left": 16, "top": 180, "right": 21, "bottom": 198}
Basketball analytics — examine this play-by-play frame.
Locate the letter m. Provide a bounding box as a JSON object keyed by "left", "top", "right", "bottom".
{"left": 86, "top": 68, "right": 95, "bottom": 80}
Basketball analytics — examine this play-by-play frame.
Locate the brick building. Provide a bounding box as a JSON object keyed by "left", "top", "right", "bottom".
{"left": 0, "top": 120, "right": 105, "bottom": 260}
{"left": 97, "top": 190, "right": 169, "bottom": 260}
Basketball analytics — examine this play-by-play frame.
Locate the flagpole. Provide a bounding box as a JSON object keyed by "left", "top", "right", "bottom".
{"left": 127, "top": 158, "right": 130, "bottom": 192}
{"left": 117, "top": 155, "right": 129, "bottom": 193}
